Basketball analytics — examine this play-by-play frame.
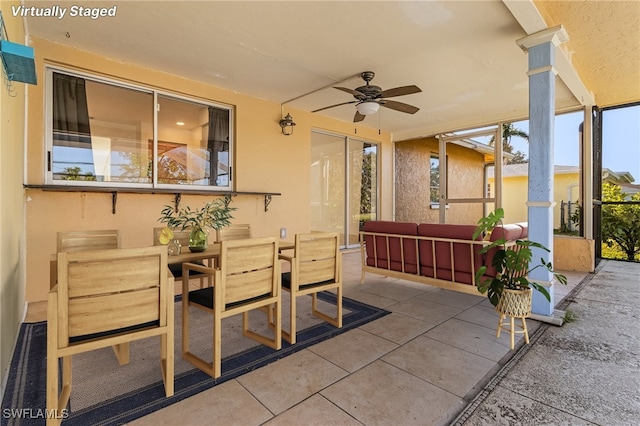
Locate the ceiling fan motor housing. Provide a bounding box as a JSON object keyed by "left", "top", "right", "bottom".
{"left": 356, "top": 71, "right": 382, "bottom": 100}
{"left": 354, "top": 85, "right": 382, "bottom": 100}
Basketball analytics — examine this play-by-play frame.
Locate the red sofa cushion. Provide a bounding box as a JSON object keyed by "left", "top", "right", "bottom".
{"left": 417, "top": 224, "right": 483, "bottom": 285}
{"left": 484, "top": 224, "right": 524, "bottom": 277}
{"left": 363, "top": 221, "right": 419, "bottom": 274}
{"left": 514, "top": 222, "right": 528, "bottom": 238}
{"left": 489, "top": 224, "right": 523, "bottom": 242}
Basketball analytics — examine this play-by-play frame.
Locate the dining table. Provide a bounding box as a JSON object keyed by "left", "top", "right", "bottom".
{"left": 167, "top": 239, "right": 295, "bottom": 265}
{"left": 49, "top": 240, "right": 295, "bottom": 289}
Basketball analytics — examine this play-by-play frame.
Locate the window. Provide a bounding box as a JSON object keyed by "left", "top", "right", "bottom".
{"left": 429, "top": 152, "right": 449, "bottom": 207}
{"left": 429, "top": 153, "right": 440, "bottom": 203}
{"left": 47, "top": 69, "right": 232, "bottom": 190}
{"left": 310, "top": 131, "right": 378, "bottom": 248}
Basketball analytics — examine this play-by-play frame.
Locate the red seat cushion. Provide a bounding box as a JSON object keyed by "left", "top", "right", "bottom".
{"left": 485, "top": 224, "right": 524, "bottom": 277}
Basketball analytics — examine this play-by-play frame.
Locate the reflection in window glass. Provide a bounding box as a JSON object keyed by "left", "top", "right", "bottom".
{"left": 430, "top": 154, "right": 439, "bottom": 203}
{"left": 156, "top": 97, "right": 230, "bottom": 187}
{"left": 52, "top": 72, "right": 153, "bottom": 183}
{"left": 49, "top": 70, "right": 232, "bottom": 189}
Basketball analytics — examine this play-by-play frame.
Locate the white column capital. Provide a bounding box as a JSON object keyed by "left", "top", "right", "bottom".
{"left": 526, "top": 201, "right": 557, "bottom": 208}
{"left": 516, "top": 25, "right": 569, "bottom": 52}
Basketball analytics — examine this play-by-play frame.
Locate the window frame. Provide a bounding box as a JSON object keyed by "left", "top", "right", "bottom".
{"left": 429, "top": 152, "right": 449, "bottom": 208}
{"left": 44, "top": 66, "right": 234, "bottom": 191}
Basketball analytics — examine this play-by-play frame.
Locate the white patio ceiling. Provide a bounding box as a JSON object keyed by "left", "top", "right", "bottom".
{"left": 22, "top": 0, "right": 640, "bottom": 141}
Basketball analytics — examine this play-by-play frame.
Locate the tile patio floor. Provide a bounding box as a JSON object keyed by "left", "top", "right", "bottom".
{"left": 117, "top": 250, "right": 587, "bottom": 426}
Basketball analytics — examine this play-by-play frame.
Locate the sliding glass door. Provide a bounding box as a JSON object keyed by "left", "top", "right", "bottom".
{"left": 310, "top": 131, "right": 378, "bottom": 248}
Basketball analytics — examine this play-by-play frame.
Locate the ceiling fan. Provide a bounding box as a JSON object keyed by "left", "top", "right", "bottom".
{"left": 312, "top": 71, "right": 421, "bottom": 123}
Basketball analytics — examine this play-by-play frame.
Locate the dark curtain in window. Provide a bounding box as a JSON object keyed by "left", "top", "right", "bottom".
{"left": 53, "top": 72, "right": 92, "bottom": 147}
{"left": 207, "top": 107, "right": 229, "bottom": 186}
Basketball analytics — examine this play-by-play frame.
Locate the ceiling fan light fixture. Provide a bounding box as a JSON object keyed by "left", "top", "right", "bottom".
{"left": 356, "top": 101, "right": 380, "bottom": 115}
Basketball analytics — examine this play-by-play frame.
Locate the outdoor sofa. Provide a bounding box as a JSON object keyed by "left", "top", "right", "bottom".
{"left": 360, "top": 220, "right": 526, "bottom": 295}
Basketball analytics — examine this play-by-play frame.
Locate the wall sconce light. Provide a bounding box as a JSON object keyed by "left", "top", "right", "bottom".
{"left": 279, "top": 113, "right": 296, "bottom": 136}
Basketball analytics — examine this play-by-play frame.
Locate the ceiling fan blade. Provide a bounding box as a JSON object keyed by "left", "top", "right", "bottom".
{"left": 353, "top": 111, "right": 366, "bottom": 123}
{"left": 381, "top": 100, "right": 420, "bottom": 114}
{"left": 380, "top": 85, "right": 422, "bottom": 98}
{"left": 312, "top": 100, "right": 357, "bottom": 113}
{"left": 335, "top": 86, "right": 364, "bottom": 97}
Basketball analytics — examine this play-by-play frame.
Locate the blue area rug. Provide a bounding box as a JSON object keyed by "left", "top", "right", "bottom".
{"left": 1, "top": 292, "right": 388, "bottom": 425}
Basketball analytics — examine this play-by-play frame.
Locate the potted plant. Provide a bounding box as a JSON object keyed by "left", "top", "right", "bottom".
{"left": 473, "top": 208, "right": 567, "bottom": 316}
{"left": 158, "top": 198, "right": 236, "bottom": 252}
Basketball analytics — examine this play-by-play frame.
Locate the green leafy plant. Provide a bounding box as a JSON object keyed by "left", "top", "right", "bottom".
{"left": 563, "top": 310, "right": 578, "bottom": 323}
{"left": 158, "top": 198, "right": 236, "bottom": 232}
{"left": 601, "top": 183, "right": 640, "bottom": 261}
{"left": 473, "top": 208, "right": 567, "bottom": 307}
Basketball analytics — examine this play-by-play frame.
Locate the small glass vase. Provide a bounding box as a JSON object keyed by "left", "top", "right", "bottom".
{"left": 167, "top": 239, "right": 181, "bottom": 256}
{"left": 188, "top": 226, "right": 208, "bottom": 252}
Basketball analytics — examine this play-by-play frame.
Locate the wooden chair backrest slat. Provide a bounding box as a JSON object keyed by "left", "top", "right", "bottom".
{"left": 68, "top": 288, "right": 160, "bottom": 337}
{"left": 216, "top": 224, "right": 251, "bottom": 241}
{"left": 224, "top": 268, "right": 275, "bottom": 305}
{"left": 298, "top": 237, "right": 338, "bottom": 262}
{"left": 56, "top": 246, "right": 168, "bottom": 345}
{"left": 295, "top": 233, "right": 340, "bottom": 286}
{"left": 224, "top": 243, "right": 276, "bottom": 275}
{"left": 298, "top": 257, "right": 337, "bottom": 285}
{"left": 218, "top": 237, "right": 278, "bottom": 307}
{"left": 57, "top": 230, "right": 121, "bottom": 253}
{"left": 65, "top": 255, "right": 160, "bottom": 298}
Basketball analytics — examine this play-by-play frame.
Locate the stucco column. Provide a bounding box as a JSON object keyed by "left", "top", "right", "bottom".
{"left": 517, "top": 26, "right": 568, "bottom": 316}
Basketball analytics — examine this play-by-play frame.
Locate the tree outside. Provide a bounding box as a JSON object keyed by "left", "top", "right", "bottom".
{"left": 63, "top": 166, "right": 96, "bottom": 181}
{"left": 601, "top": 182, "right": 640, "bottom": 262}
{"left": 489, "top": 123, "right": 529, "bottom": 165}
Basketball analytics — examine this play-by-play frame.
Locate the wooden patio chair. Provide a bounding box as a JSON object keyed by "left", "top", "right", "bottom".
{"left": 56, "top": 229, "right": 121, "bottom": 253}
{"left": 181, "top": 236, "right": 281, "bottom": 378}
{"left": 278, "top": 232, "right": 343, "bottom": 344}
{"left": 215, "top": 223, "right": 252, "bottom": 241}
{"left": 51, "top": 230, "right": 121, "bottom": 288}
{"left": 46, "top": 246, "right": 174, "bottom": 425}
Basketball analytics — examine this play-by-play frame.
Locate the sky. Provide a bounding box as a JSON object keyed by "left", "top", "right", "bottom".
{"left": 507, "top": 105, "right": 640, "bottom": 182}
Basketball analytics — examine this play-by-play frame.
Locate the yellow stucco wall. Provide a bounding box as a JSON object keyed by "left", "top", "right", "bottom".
{"left": 488, "top": 169, "right": 593, "bottom": 271}
{"left": 1, "top": 1, "right": 27, "bottom": 397}
{"left": 395, "top": 137, "right": 486, "bottom": 224}
{"left": 496, "top": 175, "right": 529, "bottom": 225}
{"left": 489, "top": 171, "right": 580, "bottom": 229}
{"left": 554, "top": 236, "right": 594, "bottom": 272}
{"left": 24, "top": 38, "right": 392, "bottom": 302}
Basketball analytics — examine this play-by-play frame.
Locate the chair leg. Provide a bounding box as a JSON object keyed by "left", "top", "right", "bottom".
{"left": 336, "top": 287, "right": 343, "bottom": 328}
{"left": 213, "top": 309, "right": 222, "bottom": 378}
{"left": 310, "top": 289, "right": 343, "bottom": 329}
{"left": 289, "top": 292, "right": 297, "bottom": 344}
{"left": 278, "top": 290, "right": 295, "bottom": 344}
{"left": 182, "top": 297, "right": 190, "bottom": 357}
{"left": 112, "top": 343, "right": 130, "bottom": 365}
{"left": 47, "top": 294, "right": 69, "bottom": 426}
{"left": 46, "top": 356, "right": 62, "bottom": 426}
{"left": 242, "top": 303, "right": 282, "bottom": 350}
{"left": 264, "top": 303, "right": 276, "bottom": 331}
{"left": 160, "top": 333, "right": 174, "bottom": 397}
